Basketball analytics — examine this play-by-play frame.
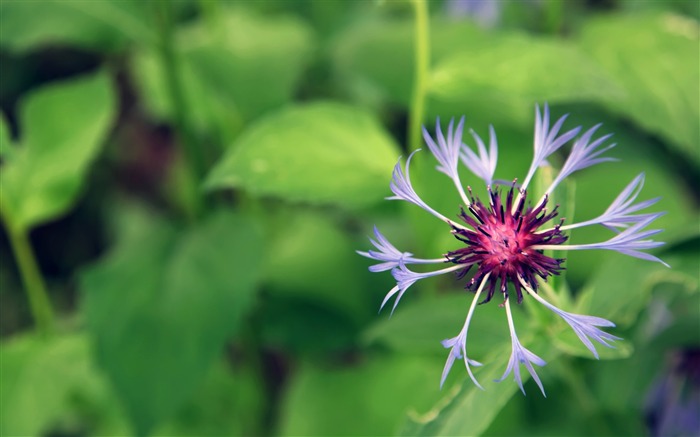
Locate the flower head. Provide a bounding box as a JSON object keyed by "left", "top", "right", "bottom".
{"left": 359, "top": 104, "right": 666, "bottom": 394}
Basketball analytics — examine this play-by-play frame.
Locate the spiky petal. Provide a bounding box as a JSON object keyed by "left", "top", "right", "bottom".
{"left": 495, "top": 298, "right": 546, "bottom": 396}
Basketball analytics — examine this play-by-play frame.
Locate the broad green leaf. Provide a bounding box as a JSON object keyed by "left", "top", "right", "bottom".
{"left": 258, "top": 296, "right": 359, "bottom": 356}
{"left": 0, "top": 333, "right": 116, "bottom": 436}
{"left": 133, "top": 8, "right": 313, "bottom": 137}
{"left": 81, "top": 210, "right": 264, "bottom": 436}
{"left": 0, "top": 0, "right": 152, "bottom": 52}
{"left": 154, "top": 360, "right": 266, "bottom": 437}
{"left": 400, "top": 337, "right": 558, "bottom": 437}
{"left": 428, "top": 34, "right": 622, "bottom": 127}
{"left": 277, "top": 354, "right": 445, "bottom": 436}
{"left": 183, "top": 9, "right": 314, "bottom": 119}
{"left": 575, "top": 253, "right": 698, "bottom": 330}
{"left": 332, "top": 16, "right": 620, "bottom": 127}
{"left": 205, "top": 102, "right": 400, "bottom": 208}
{"left": 577, "top": 12, "right": 700, "bottom": 162}
{"left": 332, "top": 17, "right": 486, "bottom": 107}
{"left": 0, "top": 72, "right": 115, "bottom": 231}
{"left": 264, "top": 210, "right": 373, "bottom": 321}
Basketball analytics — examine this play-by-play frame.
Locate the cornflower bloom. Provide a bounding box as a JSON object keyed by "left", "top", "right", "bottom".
{"left": 358, "top": 105, "right": 666, "bottom": 396}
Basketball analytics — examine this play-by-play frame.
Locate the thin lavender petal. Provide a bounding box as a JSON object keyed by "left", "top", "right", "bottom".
{"left": 544, "top": 124, "right": 616, "bottom": 196}
{"left": 440, "top": 275, "right": 490, "bottom": 389}
{"left": 496, "top": 299, "right": 547, "bottom": 396}
{"left": 460, "top": 125, "right": 498, "bottom": 185}
{"left": 559, "top": 174, "right": 663, "bottom": 231}
{"left": 522, "top": 279, "right": 622, "bottom": 359}
{"left": 522, "top": 103, "right": 582, "bottom": 192}
{"left": 357, "top": 226, "right": 446, "bottom": 272}
{"left": 535, "top": 216, "right": 667, "bottom": 265}
{"left": 387, "top": 150, "right": 467, "bottom": 226}
{"left": 423, "top": 117, "right": 463, "bottom": 179}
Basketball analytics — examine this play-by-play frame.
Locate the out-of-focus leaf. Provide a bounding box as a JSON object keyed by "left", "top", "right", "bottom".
{"left": 0, "top": 72, "right": 115, "bottom": 231}
{"left": 0, "top": 0, "right": 152, "bottom": 52}
{"left": 154, "top": 360, "right": 266, "bottom": 437}
{"left": 577, "top": 12, "right": 700, "bottom": 162}
{"left": 591, "top": 254, "right": 699, "bottom": 413}
{"left": 258, "top": 297, "right": 358, "bottom": 356}
{"left": 0, "top": 333, "right": 115, "bottom": 436}
{"left": 575, "top": 252, "right": 697, "bottom": 330}
{"left": 363, "top": 294, "right": 509, "bottom": 358}
{"left": 133, "top": 8, "right": 313, "bottom": 136}
{"left": 429, "top": 34, "right": 621, "bottom": 123}
{"left": 332, "top": 17, "right": 485, "bottom": 107}
{"left": 184, "top": 10, "right": 314, "bottom": 119}
{"left": 400, "top": 337, "right": 557, "bottom": 437}
{"left": 264, "top": 210, "right": 373, "bottom": 321}
{"left": 205, "top": 102, "right": 400, "bottom": 208}
{"left": 332, "top": 17, "right": 620, "bottom": 127}
{"left": 277, "top": 354, "right": 445, "bottom": 436}
{"left": 81, "top": 210, "right": 263, "bottom": 436}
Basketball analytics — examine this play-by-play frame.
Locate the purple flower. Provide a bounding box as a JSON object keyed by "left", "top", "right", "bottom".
{"left": 359, "top": 104, "right": 666, "bottom": 394}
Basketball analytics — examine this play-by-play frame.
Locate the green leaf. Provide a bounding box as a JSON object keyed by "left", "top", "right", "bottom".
{"left": 0, "top": 71, "right": 115, "bottom": 231}
{"left": 332, "top": 17, "right": 486, "bottom": 107}
{"left": 154, "top": 360, "right": 266, "bottom": 437}
{"left": 0, "top": 0, "right": 152, "bottom": 52}
{"left": 205, "top": 102, "right": 400, "bottom": 208}
{"left": 183, "top": 9, "right": 314, "bottom": 120}
{"left": 577, "top": 12, "right": 700, "bottom": 162}
{"left": 428, "top": 34, "right": 622, "bottom": 126}
{"left": 332, "top": 17, "right": 620, "bottom": 127}
{"left": 575, "top": 255, "right": 693, "bottom": 330}
{"left": 81, "top": 209, "right": 264, "bottom": 435}
{"left": 264, "top": 210, "right": 373, "bottom": 321}
{"left": 0, "top": 333, "right": 113, "bottom": 436}
{"left": 277, "top": 354, "right": 445, "bottom": 436}
{"left": 258, "top": 295, "right": 361, "bottom": 357}
{"left": 133, "top": 8, "right": 313, "bottom": 136}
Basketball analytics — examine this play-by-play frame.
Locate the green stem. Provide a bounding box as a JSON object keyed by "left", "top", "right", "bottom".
{"left": 8, "top": 226, "right": 54, "bottom": 337}
{"left": 152, "top": 1, "right": 205, "bottom": 183}
{"left": 408, "top": 0, "right": 430, "bottom": 153}
{"left": 152, "top": 0, "right": 206, "bottom": 219}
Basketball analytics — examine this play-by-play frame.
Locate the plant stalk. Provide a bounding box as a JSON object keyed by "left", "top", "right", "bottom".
{"left": 408, "top": 0, "right": 430, "bottom": 153}
{"left": 8, "top": 226, "right": 54, "bottom": 337}
{"left": 152, "top": 0, "right": 205, "bottom": 219}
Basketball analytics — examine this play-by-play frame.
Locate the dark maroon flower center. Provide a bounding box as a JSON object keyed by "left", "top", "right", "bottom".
{"left": 448, "top": 185, "right": 568, "bottom": 304}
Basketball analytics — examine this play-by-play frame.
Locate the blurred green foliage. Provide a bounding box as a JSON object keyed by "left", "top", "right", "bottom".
{"left": 1, "top": 0, "right": 698, "bottom": 436}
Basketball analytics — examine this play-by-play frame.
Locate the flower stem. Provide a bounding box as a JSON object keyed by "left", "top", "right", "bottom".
{"left": 408, "top": 0, "right": 430, "bottom": 153}
{"left": 8, "top": 226, "right": 54, "bottom": 337}
{"left": 152, "top": 0, "right": 206, "bottom": 220}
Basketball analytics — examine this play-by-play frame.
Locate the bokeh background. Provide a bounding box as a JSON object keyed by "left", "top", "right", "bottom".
{"left": 1, "top": 0, "right": 699, "bottom": 436}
